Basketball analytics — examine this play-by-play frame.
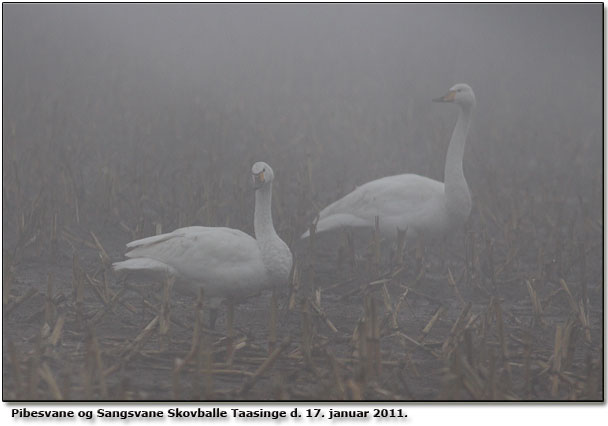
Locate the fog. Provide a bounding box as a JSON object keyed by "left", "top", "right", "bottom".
{"left": 4, "top": 4, "right": 602, "bottom": 185}
{"left": 2, "top": 4, "right": 603, "bottom": 401}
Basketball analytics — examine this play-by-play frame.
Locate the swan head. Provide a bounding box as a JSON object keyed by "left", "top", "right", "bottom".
{"left": 251, "top": 161, "right": 274, "bottom": 190}
{"left": 433, "top": 83, "right": 475, "bottom": 108}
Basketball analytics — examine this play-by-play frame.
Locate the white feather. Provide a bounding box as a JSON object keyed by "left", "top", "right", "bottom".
{"left": 113, "top": 162, "right": 292, "bottom": 302}
{"left": 302, "top": 84, "right": 475, "bottom": 241}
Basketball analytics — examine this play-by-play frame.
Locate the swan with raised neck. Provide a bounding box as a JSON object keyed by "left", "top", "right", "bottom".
{"left": 434, "top": 83, "right": 475, "bottom": 228}
{"left": 300, "top": 83, "right": 476, "bottom": 241}
{"left": 252, "top": 162, "right": 292, "bottom": 286}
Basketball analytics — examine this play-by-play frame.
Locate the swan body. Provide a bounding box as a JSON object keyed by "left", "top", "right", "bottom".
{"left": 301, "top": 83, "right": 475, "bottom": 241}
{"left": 113, "top": 162, "right": 292, "bottom": 302}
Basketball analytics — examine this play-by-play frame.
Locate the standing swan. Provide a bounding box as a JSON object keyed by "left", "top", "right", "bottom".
{"left": 114, "top": 162, "right": 293, "bottom": 327}
{"left": 301, "top": 83, "right": 475, "bottom": 241}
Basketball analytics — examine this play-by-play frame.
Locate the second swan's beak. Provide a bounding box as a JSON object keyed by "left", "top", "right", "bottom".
{"left": 433, "top": 90, "right": 456, "bottom": 103}
{"left": 252, "top": 171, "right": 265, "bottom": 190}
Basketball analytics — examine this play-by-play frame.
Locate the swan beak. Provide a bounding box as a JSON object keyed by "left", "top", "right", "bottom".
{"left": 433, "top": 90, "right": 456, "bottom": 102}
{"left": 252, "top": 172, "right": 265, "bottom": 190}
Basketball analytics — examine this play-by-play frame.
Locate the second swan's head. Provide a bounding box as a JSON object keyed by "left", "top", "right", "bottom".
{"left": 433, "top": 83, "right": 475, "bottom": 108}
{"left": 252, "top": 161, "right": 275, "bottom": 190}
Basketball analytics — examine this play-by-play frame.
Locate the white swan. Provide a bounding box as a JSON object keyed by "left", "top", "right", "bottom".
{"left": 113, "top": 162, "right": 293, "bottom": 325}
{"left": 301, "top": 83, "right": 475, "bottom": 241}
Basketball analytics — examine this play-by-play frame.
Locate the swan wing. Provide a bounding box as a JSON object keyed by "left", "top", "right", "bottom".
{"left": 123, "top": 226, "right": 266, "bottom": 287}
{"left": 320, "top": 174, "right": 444, "bottom": 221}
{"left": 113, "top": 257, "right": 177, "bottom": 275}
{"left": 125, "top": 226, "right": 207, "bottom": 249}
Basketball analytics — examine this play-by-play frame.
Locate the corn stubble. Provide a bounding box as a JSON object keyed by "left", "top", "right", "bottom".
{"left": 3, "top": 81, "right": 601, "bottom": 401}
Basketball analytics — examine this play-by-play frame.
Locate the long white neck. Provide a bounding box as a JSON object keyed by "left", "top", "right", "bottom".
{"left": 254, "top": 184, "right": 278, "bottom": 241}
{"left": 444, "top": 104, "right": 473, "bottom": 222}
{"left": 253, "top": 182, "right": 292, "bottom": 286}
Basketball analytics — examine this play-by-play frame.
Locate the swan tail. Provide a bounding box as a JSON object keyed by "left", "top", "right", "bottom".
{"left": 125, "top": 233, "right": 176, "bottom": 249}
{"left": 112, "top": 258, "right": 176, "bottom": 275}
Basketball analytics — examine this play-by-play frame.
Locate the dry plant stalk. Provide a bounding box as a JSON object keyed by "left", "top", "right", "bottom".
{"left": 7, "top": 341, "right": 23, "bottom": 399}
{"left": 27, "top": 338, "right": 42, "bottom": 400}
{"left": 171, "top": 359, "right": 182, "bottom": 400}
{"left": 48, "top": 315, "right": 65, "bottom": 347}
{"left": 324, "top": 348, "right": 346, "bottom": 398}
{"left": 559, "top": 278, "right": 591, "bottom": 343}
{"left": 577, "top": 299, "right": 591, "bottom": 343}
{"left": 442, "top": 302, "right": 472, "bottom": 357}
{"left": 447, "top": 267, "right": 465, "bottom": 305}
{"left": 308, "top": 221, "right": 317, "bottom": 257}
{"left": 578, "top": 241, "right": 589, "bottom": 320}
{"left": 288, "top": 261, "right": 301, "bottom": 310}
{"left": 38, "top": 362, "right": 63, "bottom": 400}
{"left": 365, "top": 295, "right": 381, "bottom": 377}
{"left": 87, "top": 331, "right": 108, "bottom": 398}
{"left": 392, "top": 287, "right": 410, "bottom": 323}
{"left": 239, "top": 338, "right": 290, "bottom": 395}
{"left": 550, "top": 324, "right": 563, "bottom": 397}
{"left": 492, "top": 299, "right": 512, "bottom": 390}
{"left": 269, "top": 288, "right": 277, "bottom": 352}
{"left": 200, "top": 327, "right": 214, "bottom": 400}
{"left": 310, "top": 298, "right": 338, "bottom": 333}
{"left": 485, "top": 349, "right": 497, "bottom": 399}
{"left": 372, "top": 216, "right": 381, "bottom": 274}
{"left": 90, "top": 231, "right": 111, "bottom": 265}
{"left": 85, "top": 272, "right": 109, "bottom": 306}
{"left": 346, "top": 230, "right": 356, "bottom": 272}
{"left": 190, "top": 288, "right": 205, "bottom": 355}
{"left": 525, "top": 280, "right": 544, "bottom": 324}
{"left": 392, "top": 227, "right": 407, "bottom": 271}
{"left": 380, "top": 283, "right": 398, "bottom": 330}
{"left": 44, "top": 273, "right": 56, "bottom": 325}
{"left": 226, "top": 300, "right": 236, "bottom": 365}
{"left": 3, "top": 252, "right": 15, "bottom": 306}
{"left": 90, "top": 286, "right": 134, "bottom": 325}
{"left": 559, "top": 278, "right": 579, "bottom": 313}
{"left": 159, "top": 275, "right": 175, "bottom": 351}
{"left": 420, "top": 305, "right": 446, "bottom": 342}
{"left": 106, "top": 315, "right": 160, "bottom": 376}
{"left": 485, "top": 237, "right": 496, "bottom": 289}
{"left": 72, "top": 255, "right": 85, "bottom": 325}
{"left": 300, "top": 299, "right": 313, "bottom": 367}
{"left": 492, "top": 300, "right": 508, "bottom": 363}
{"left": 523, "top": 331, "right": 533, "bottom": 398}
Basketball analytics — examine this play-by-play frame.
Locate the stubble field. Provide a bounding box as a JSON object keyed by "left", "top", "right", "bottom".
{"left": 2, "top": 4, "right": 603, "bottom": 401}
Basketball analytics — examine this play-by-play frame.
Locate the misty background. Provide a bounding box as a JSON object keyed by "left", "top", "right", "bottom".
{"left": 3, "top": 3, "right": 602, "bottom": 243}
{"left": 2, "top": 3, "right": 604, "bottom": 401}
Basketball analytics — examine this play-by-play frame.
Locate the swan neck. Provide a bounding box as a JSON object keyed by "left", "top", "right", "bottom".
{"left": 254, "top": 184, "right": 277, "bottom": 240}
{"left": 445, "top": 106, "right": 471, "bottom": 184}
{"left": 444, "top": 105, "right": 472, "bottom": 219}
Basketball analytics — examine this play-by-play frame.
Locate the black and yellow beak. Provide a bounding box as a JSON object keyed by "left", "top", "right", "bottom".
{"left": 252, "top": 171, "right": 265, "bottom": 189}
{"left": 432, "top": 90, "right": 456, "bottom": 103}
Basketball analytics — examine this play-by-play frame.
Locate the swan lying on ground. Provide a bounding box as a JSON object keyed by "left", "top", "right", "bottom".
{"left": 114, "top": 162, "right": 293, "bottom": 327}
{"left": 301, "top": 83, "right": 475, "bottom": 242}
